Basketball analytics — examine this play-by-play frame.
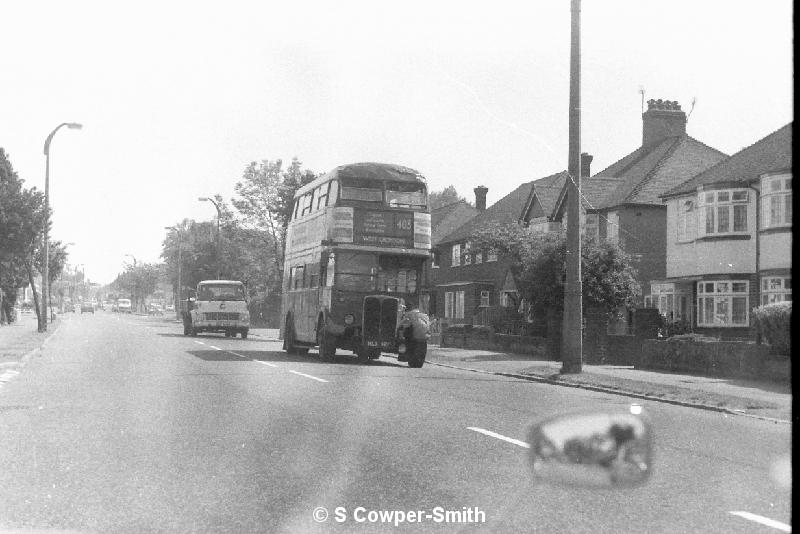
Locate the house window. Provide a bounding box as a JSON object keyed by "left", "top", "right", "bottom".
{"left": 761, "top": 174, "right": 792, "bottom": 228}
{"left": 677, "top": 199, "right": 696, "bottom": 242}
{"left": 463, "top": 242, "right": 472, "bottom": 265}
{"left": 475, "top": 250, "right": 483, "bottom": 264}
{"left": 291, "top": 265, "right": 305, "bottom": 290}
{"left": 700, "top": 189, "right": 748, "bottom": 236}
{"left": 697, "top": 280, "right": 749, "bottom": 327}
{"left": 431, "top": 250, "right": 440, "bottom": 269}
{"left": 486, "top": 248, "right": 498, "bottom": 262}
{"left": 480, "top": 290, "right": 490, "bottom": 307}
{"left": 651, "top": 283, "right": 691, "bottom": 323}
{"left": 606, "top": 211, "right": 619, "bottom": 244}
{"left": 761, "top": 276, "right": 791, "bottom": 305}
{"left": 500, "top": 291, "right": 517, "bottom": 308}
{"left": 585, "top": 213, "right": 599, "bottom": 242}
{"left": 444, "top": 290, "right": 465, "bottom": 319}
{"left": 451, "top": 244, "right": 461, "bottom": 267}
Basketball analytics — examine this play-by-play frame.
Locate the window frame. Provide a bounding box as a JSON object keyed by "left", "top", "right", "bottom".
{"left": 761, "top": 174, "right": 792, "bottom": 229}
{"left": 761, "top": 276, "right": 792, "bottom": 305}
{"left": 486, "top": 248, "right": 498, "bottom": 262}
{"left": 698, "top": 189, "right": 749, "bottom": 237}
{"left": 479, "top": 290, "right": 490, "bottom": 307}
{"left": 451, "top": 244, "right": 461, "bottom": 267}
{"left": 676, "top": 199, "right": 696, "bottom": 242}
{"left": 463, "top": 242, "right": 472, "bottom": 265}
{"left": 696, "top": 280, "right": 750, "bottom": 327}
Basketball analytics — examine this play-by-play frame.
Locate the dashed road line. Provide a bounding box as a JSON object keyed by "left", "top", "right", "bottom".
{"left": 289, "top": 370, "right": 329, "bottom": 383}
{"left": 729, "top": 511, "right": 791, "bottom": 532}
{"left": 193, "top": 340, "right": 205, "bottom": 345}
{"left": 467, "top": 427, "right": 530, "bottom": 449}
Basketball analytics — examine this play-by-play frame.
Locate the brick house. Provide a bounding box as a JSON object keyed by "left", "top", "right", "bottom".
{"left": 656, "top": 123, "right": 791, "bottom": 339}
{"left": 431, "top": 176, "right": 566, "bottom": 329}
{"left": 421, "top": 199, "right": 478, "bottom": 316}
{"left": 547, "top": 99, "right": 728, "bottom": 324}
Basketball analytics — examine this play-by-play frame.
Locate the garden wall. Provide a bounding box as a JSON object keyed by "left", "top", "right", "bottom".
{"left": 637, "top": 339, "right": 789, "bottom": 382}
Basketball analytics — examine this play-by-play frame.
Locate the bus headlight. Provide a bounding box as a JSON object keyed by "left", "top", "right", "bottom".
{"left": 344, "top": 314, "right": 355, "bottom": 325}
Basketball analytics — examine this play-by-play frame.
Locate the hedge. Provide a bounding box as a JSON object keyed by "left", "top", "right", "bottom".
{"left": 752, "top": 302, "right": 791, "bottom": 356}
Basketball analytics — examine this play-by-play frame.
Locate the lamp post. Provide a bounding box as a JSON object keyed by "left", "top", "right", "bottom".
{"left": 165, "top": 226, "right": 183, "bottom": 320}
{"left": 41, "top": 122, "right": 82, "bottom": 332}
{"left": 198, "top": 196, "right": 221, "bottom": 279}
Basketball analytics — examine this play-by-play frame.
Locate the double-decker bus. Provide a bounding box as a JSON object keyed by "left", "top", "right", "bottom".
{"left": 281, "top": 162, "right": 432, "bottom": 367}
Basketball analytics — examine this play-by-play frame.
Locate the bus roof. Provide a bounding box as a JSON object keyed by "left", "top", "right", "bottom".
{"left": 295, "top": 162, "right": 426, "bottom": 197}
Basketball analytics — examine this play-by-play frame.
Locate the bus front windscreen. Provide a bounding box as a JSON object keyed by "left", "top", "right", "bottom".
{"left": 386, "top": 181, "right": 426, "bottom": 208}
{"left": 334, "top": 252, "right": 420, "bottom": 296}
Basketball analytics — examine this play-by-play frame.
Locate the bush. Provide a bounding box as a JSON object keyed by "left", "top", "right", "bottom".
{"left": 752, "top": 302, "right": 791, "bottom": 355}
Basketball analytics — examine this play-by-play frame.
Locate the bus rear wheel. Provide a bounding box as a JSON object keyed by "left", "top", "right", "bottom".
{"left": 317, "top": 326, "right": 336, "bottom": 362}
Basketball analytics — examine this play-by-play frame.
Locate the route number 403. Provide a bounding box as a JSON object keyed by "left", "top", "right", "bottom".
{"left": 396, "top": 218, "right": 412, "bottom": 231}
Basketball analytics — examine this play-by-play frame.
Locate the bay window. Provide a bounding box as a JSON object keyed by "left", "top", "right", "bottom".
{"left": 761, "top": 173, "right": 792, "bottom": 228}
{"left": 697, "top": 280, "right": 749, "bottom": 327}
{"left": 761, "top": 276, "right": 791, "bottom": 305}
{"left": 463, "top": 242, "right": 472, "bottom": 265}
{"left": 700, "top": 189, "right": 748, "bottom": 236}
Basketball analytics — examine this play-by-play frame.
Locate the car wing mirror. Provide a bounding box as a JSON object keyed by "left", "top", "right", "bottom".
{"left": 527, "top": 407, "right": 653, "bottom": 489}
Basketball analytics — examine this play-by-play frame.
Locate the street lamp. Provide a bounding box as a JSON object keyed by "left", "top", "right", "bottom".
{"left": 198, "top": 196, "right": 221, "bottom": 279}
{"left": 165, "top": 226, "right": 184, "bottom": 319}
{"left": 41, "top": 122, "right": 82, "bottom": 332}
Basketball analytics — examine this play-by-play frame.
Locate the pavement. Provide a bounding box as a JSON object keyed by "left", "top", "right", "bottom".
{"left": 2, "top": 314, "right": 791, "bottom": 422}
{"left": 425, "top": 345, "right": 792, "bottom": 423}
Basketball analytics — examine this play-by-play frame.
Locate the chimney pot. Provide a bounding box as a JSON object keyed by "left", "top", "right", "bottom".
{"left": 474, "top": 185, "right": 488, "bottom": 211}
{"left": 642, "top": 97, "right": 687, "bottom": 147}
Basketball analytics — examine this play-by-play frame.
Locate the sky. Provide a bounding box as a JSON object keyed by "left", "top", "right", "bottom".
{"left": 0, "top": 0, "right": 793, "bottom": 284}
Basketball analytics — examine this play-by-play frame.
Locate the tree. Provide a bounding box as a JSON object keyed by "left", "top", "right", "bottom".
{"left": 0, "top": 148, "right": 49, "bottom": 327}
{"left": 231, "top": 157, "right": 317, "bottom": 285}
{"left": 429, "top": 185, "right": 470, "bottom": 210}
{"left": 473, "top": 223, "right": 640, "bottom": 316}
{"left": 110, "top": 262, "right": 163, "bottom": 312}
{"left": 472, "top": 222, "right": 641, "bottom": 361}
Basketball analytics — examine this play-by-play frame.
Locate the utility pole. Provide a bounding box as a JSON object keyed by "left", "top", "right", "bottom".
{"left": 561, "top": 0, "right": 583, "bottom": 374}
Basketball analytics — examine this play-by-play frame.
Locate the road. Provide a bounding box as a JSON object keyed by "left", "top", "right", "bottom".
{"left": 0, "top": 312, "right": 791, "bottom": 533}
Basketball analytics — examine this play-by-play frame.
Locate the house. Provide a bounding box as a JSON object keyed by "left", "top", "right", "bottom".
{"left": 432, "top": 177, "right": 558, "bottom": 328}
{"left": 656, "top": 123, "right": 791, "bottom": 339}
{"left": 421, "top": 199, "right": 478, "bottom": 316}
{"left": 548, "top": 99, "right": 728, "bottom": 318}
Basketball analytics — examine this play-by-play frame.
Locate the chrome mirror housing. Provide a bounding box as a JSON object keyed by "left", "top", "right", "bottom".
{"left": 527, "top": 409, "right": 653, "bottom": 488}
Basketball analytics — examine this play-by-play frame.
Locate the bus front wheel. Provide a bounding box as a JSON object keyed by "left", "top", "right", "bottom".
{"left": 407, "top": 341, "right": 427, "bottom": 368}
{"left": 317, "top": 325, "right": 336, "bottom": 362}
{"left": 284, "top": 317, "right": 307, "bottom": 354}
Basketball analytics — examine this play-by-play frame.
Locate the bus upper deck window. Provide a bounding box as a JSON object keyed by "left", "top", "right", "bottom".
{"left": 340, "top": 178, "right": 383, "bottom": 202}
{"left": 329, "top": 180, "right": 339, "bottom": 205}
{"left": 386, "top": 182, "right": 427, "bottom": 208}
{"left": 316, "top": 183, "right": 329, "bottom": 210}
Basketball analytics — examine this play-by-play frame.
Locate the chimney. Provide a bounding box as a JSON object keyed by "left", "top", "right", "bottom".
{"left": 580, "top": 152, "right": 593, "bottom": 177}
{"left": 474, "top": 185, "right": 488, "bottom": 211}
{"left": 642, "top": 99, "right": 687, "bottom": 147}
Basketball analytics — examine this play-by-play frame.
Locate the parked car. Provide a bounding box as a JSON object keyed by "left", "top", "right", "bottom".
{"left": 80, "top": 302, "right": 95, "bottom": 314}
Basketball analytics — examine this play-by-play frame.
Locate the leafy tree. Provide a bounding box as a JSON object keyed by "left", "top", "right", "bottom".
{"left": 0, "top": 148, "right": 50, "bottom": 327}
{"left": 231, "top": 157, "right": 317, "bottom": 283}
{"left": 429, "top": 185, "right": 470, "bottom": 210}
{"left": 471, "top": 222, "right": 641, "bottom": 317}
{"left": 110, "top": 262, "right": 163, "bottom": 312}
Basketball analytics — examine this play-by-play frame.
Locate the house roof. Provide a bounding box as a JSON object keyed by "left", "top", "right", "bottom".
{"left": 438, "top": 180, "right": 535, "bottom": 244}
{"left": 553, "top": 176, "right": 625, "bottom": 216}
{"left": 661, "top": 123, "right": 793, "bottom": 198}
{"left": 520, "top": 171, "right": 569, "bottom": 221}
{"left": 592, "top": 135, "right": 727, "bottom": 208}
{"left": 431, "top": 200, "right": 479, "bottom": 245}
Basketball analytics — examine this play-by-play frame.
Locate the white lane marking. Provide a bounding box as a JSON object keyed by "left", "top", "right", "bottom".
{"left": 289, "top": 370, "right": 329, "bottom": 383}
{"left": 729, "top": 511, "right": 791, "bottom": 532}
{"left": 255, "top": 360, "right": 278, "bottom": 368}
{"left": 467, "top": 427, "right": 530, "bottom": 449}
{"left": 193, "top": 340, "right": 205, "bottom": 345}
{"left": 209, "top": 345, "right": 222, "bottom": 351}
